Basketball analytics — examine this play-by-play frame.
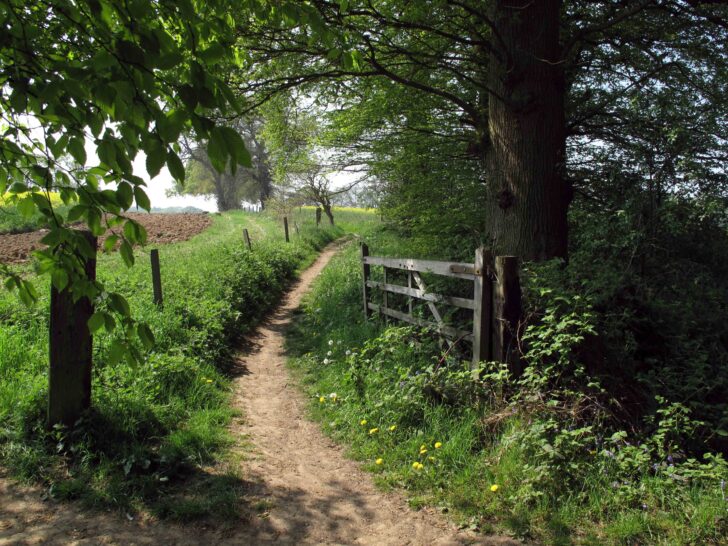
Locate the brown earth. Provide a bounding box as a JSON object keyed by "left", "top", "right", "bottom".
{"left": 0, "top": 213, "right": 212, "bottom": 264}
{"left": 0, "top": 242, "right": 520, "bottom": 546}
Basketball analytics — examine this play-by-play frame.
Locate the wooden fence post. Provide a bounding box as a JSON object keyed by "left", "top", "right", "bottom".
{"left": 382, "top": 267, "right": 389, "bottom": 317}
{"left": 472, "top": 247, "right": 492, "bottom": 367}
{"left": 294, "top": 221, "right": 300, "bottom": 235}
{"left": 407, "top": 271, "right": 413, "bottom": 316}
{"left": 243, "top": 228, "right": 252, "bottom": 250}
{"left": 361, "top": 243, "right": 371, "bottom": 320}
{"left": 494, "top": 256, "right": 523, "bottom": 375}
{"left": 283, "top": 216, "right": 290, "bottom": 242}
{"left": 48, "top": 230, "right": 97, "bottom": 427}
{"left": 315, "top": 207, "right": 322, "bottom": 227}
{"left": 150, "top": 249, "right": 163, "bottom": 307}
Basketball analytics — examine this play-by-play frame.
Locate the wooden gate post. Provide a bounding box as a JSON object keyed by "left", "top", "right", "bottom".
{"left": 243, "top": 228, "right": 252, "bottom": 250}
{"left": 48, "top": 230, "right": 97, "bottom": 427}
{"left": 494, "top": 256, "right": 523, "bottom": 375}
{"left": 283, "top": 216, "right": 290, "bottom": 242}
{"left": 361, "top": 243, "right": 371, "bottom": 320}
{"left": 150, "top": 249, "right": 163, "bottom": 307}
{"left": 472, "top": 247, "right": 492, "bottom": 367}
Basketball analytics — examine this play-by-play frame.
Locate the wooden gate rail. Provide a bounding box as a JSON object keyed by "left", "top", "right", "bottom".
{"left": 361, "top": 243, "right": 522, "bottom": 371}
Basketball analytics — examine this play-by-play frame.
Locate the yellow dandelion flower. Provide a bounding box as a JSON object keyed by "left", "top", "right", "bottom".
{"left": 412, "top": 462, "right": 424, "bottom": 470}
{"left": 319, "top": 396, "right": 326, "bottom": 403}
{"left": 206, "top": 379, "right": 213, "bottom": 384}
{"left": 434, "top": 442, "right": 442, "bottom": 449}
{"left": 360, "top": 419, "right": 367, "bottom": 426}
{"left": 375, "top": 458, "right": 384, "bottom": 465}
{"left": 420, "top": 448, "right": 428, "bottom": 455}
{"left": 389, "top": 425, "right": 397, "bottom": 431}
{"left": 420, "top": 444, "right": 427, "bottom": 451}
{"left": 428, "top": 456, "right": 435, "bottom": 462}
{"left": 369, "top": 428, "right": 379, "bottom": 435}
{"left": 490, "top": 484, "right": 499, "bottom": 492}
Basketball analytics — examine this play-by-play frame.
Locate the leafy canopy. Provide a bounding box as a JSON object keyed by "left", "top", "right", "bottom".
{"left": 0, "top": 0, "right": 253, "bottom": 361}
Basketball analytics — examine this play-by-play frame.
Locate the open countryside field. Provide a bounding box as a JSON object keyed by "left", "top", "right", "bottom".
{"left": 2, "top": 1, "right": 727, "bottom": 545}
{"left": 0, "top": 212, "right": 213, "bottom": 264}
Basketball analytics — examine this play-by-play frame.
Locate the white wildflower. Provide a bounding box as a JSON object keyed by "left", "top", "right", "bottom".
{"left": 323, "top": 358, "right": 330, "bottom": 365}
{"left": 328, "top": 339, "right": 334, "bottom": 346}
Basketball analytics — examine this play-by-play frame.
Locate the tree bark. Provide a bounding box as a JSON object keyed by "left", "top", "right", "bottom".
{"left": 484, "top": 0, "right": 570, "bottom": 261}
{"left": 48, "top": 231, "right": 97, "bottom": 427}
{"left": 322, "top": 203, "right": 335, "bottom": 225}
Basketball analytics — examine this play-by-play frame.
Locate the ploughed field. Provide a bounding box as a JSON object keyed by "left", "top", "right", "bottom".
{"left": 0, "top": 213, "right": 213, "bottom": 264}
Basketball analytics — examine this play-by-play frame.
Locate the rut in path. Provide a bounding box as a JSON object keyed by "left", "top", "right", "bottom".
{"left": 0, "top": 241, "right": 520, "bottom": 546}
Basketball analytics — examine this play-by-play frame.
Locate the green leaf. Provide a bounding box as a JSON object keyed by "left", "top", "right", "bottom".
{"left": 108, "top": 340, "right": 127, "bottom": 364}
{"left": 17, "top": 196, "right": 36, "bottom": 218}
{"left": 219, "top": 126, "right": 252, "bottom": 168}
{"left": 199, "top": 42, "right": 226, "bottom": 64}
{"left": 134, "top": 186, "right": 151, "bottom": 211}
{"left": 68, "top": 137, "right": 87, "bottom": 165}
{"left": 104, "top": 234, "right": 119, "bottom": 252}
{"left": 207, "top": 128, "right": 228, "bottom": 173}
{"left": 88, "top": 312, "right": 106, "bottom": 334}
{"left": 51, "top": 269, "right": 69, "bottom": 292}
{"left": 119, "top": 240, "right": 135, "bottom": 266}
{"left": 167, "top": 151, "right": 185, "bottom": 183}
{"left": 137, "top": 323, "right": 156, "bottom": 350}
{"left": 67, "top": 204, "right": 87, "bottom": 222}
{"left": 117, "top": 182, "right": 134, "bottom": 209}
{"left": 145, "top": 143, "right": 166, "bottom": 178}
{"left": 108, "top": 293, "right": 131, "bottom": 316}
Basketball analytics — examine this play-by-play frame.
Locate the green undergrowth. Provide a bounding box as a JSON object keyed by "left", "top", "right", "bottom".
{"left": 0, "top": 209, "right": 362, "bottom": 520}
{"left": 285, "top": 229, "right": 728, "bottom": 545}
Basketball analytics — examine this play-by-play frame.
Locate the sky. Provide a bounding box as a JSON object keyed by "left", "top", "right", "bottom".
{"left": 132, "top": 152, "right": 219, "bottom": 212}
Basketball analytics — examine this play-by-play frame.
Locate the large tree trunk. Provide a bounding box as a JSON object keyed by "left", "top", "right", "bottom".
{"left": 484, "top": 0, "right": 570, "bottom": 261}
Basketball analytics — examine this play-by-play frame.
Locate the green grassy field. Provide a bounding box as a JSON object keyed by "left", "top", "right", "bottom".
{"left": 0, "top": 207, "right": 377, "bottom": 519}
{"left": 285, "top": 226, "right": 728, "bottom": 546}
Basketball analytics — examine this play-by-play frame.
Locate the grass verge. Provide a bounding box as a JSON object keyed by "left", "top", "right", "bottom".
{"left": 285, "top": 227, "right": 728, "bottom": 545}
{"left": 0, "top": 209, "right": 370, "bottom": 520}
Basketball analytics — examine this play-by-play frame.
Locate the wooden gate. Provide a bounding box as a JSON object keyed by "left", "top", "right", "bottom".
{"left": 360, "top": 244, "right": 522, "bottom": 372}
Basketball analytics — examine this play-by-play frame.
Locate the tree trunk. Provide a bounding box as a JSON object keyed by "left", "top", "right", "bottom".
{"left": 484, "top": 0, "right": 570, "bottom": 261}
{"left": 48, "top": 231, "right": 97, "bottom": 427}
{"left": 322, "top": 203, "right": 335, "bottom": 225}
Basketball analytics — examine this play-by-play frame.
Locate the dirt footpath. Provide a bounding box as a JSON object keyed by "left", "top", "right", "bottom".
{"left": 0, "top": 242, "right": 519, "bottom": 546}
{"left": 0, "top": 213, "right": 212, "bottom": 264}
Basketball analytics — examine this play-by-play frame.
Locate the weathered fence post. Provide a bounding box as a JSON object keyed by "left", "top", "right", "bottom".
{"left": 150, "top": 249, "right": 163, "bottom": 307}
{"left": 382, "top": 267, "right": 389, "bottom": 317}
{"left": 494, "top": 256, "right": 523, "bottom": 375}
{"left": 315, "top": 207, "right": 322, "bottom": 227}
{"left": 472, "top": 247, "right": 493, "bottom": 367}
{"left": 48, "top": 230, "right": 97, "bottom": 427}
{"left": 294, "top": 221, "right": 300, "bottom": 235}
{"left": 361, "top": 243, "right": 371, "bottom": 320}
{"left": 243, "top": 228, "right": 252, "bottom": 250}
{"left": 407, "top": 271, "right": 413, "bottom": 316}
{"left": 283, "top": 216, "right": 290, "bottom": 242}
